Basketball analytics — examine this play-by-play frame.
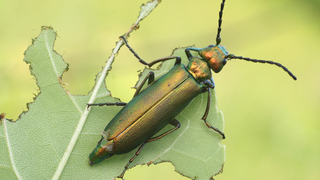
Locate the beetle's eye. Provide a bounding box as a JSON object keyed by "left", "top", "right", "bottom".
{"left": 208, "top": 44, "right": 215, "bottom": 47}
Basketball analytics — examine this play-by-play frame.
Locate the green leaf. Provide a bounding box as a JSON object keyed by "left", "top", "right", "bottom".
{"left": 0, "top": 27, "right": 225, "bottom": 180}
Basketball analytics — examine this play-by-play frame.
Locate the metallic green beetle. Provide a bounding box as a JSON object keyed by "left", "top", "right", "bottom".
{"left": 88, "top": 0, "right": 297, "bottom": 179}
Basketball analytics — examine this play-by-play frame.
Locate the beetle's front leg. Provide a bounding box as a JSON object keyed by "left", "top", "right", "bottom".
{"left": 203, "top": 79, "right": 215, "bottom": 89}
{"left": 201, "top": 87, "right": 225, "bottom": 139}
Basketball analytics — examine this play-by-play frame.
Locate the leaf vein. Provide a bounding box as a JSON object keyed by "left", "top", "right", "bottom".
{"left": 3, "top": 119, "right": 22, "bottom": 179}
{"left": 45, "top": 30, "right": 59, "bottom": 78}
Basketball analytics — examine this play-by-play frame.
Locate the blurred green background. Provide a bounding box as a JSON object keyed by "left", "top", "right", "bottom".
{"left": 1, "top": 0, "right": 319, "bottom": 179}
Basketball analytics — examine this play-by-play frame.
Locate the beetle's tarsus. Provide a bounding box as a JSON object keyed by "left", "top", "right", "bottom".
{"left": 147, "top": 161, "right": 153, "bottom": 166}
{"left": 87, "top": 102, "right": 127, "bottom": 107}
{"left": 204, "top": 120, "right": 225, "bottom": 139}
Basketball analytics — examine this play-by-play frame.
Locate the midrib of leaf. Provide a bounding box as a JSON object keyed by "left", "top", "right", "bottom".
{"left": 51, "top": 30, "right": 123, "bottom": 180}
{"left": 3, "top": 118, "right": 21, "bottom": 179}
{"left": 51, "top": 1, "right": 161, "bottom": 179}
{"left": 45, "top": 30, "right": 59, "bottom": 78}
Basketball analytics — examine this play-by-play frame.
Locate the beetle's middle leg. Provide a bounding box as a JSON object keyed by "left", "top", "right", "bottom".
{"left": 118, "top": 119, "right": 181, "bottom": 180}
{"left": 133, "top": 71, "right": 155, "bottom": 97}
{"left": 201, "top": 87, "right": 225, "bottom": 139}
{"left": 86, "top": 102, "right": 127, "bottom": 110}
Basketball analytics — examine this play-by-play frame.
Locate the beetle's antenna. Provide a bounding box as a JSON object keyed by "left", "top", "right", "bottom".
{"left": 216, "top": 0, "right": 226, "bottom": 45}
{"left": 226, "top": 54, "right": 297, "bottom": 80}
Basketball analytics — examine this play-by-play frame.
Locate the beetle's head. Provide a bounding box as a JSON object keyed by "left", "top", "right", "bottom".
{"left": 199, "top": 45, "right": 229, "bottom": 73}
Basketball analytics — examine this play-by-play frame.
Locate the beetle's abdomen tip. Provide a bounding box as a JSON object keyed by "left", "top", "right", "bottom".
{"left": 89, "top": 160, "right": 94, "bottom": 166}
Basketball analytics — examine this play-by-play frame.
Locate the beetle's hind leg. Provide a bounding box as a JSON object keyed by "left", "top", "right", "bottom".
{"left": 146, "top": 119, "right": 181, "bottom": 142}
{"left": 118, "top": 119, "right": 181, "bottom": 180}
{"left": 201, "top": 87, "right": 225, "bottom": 139}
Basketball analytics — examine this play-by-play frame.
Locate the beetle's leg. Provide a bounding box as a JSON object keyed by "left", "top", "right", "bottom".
{"left": 201, "top": 87, "right": 225, "bottom": 139}
{"left": 118, "top": 119, "right": 181, "bottom": 179}
{"left": 185, "top": 47, "right": 202, "bottom": 60}
{"left": 118, "top": 142, "right": 146, "bottom": 180}
{"left": 86, "top": 102, "right": 127, "bottom": 110}
{"left": 119, "top": 35, "right": 149, "bottom": 66}
{"left": 119, "top": 36, "right": 181, "bottom": 68}
{"left": 133, "top": 71, "right": 155, "bottom": 97}
{"left": 148, "top": 56, "right": 181, "bottom": 68}
{"left": 203, "top": 79, "right": 215, "bottom": 89}
{"left": 147, "top": 119, "right": 181, "bottom": 142}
